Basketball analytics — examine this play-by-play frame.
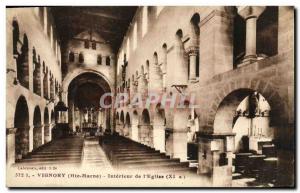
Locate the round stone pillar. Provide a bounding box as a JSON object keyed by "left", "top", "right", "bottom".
{"left": 238, "top": 6, "right": 266, "bottom": 63}
{"left": 153, "top": 124, "right": 165, "bottom": 153}
{"left": 187, "top": 47, "right": 198, "bottom": 81}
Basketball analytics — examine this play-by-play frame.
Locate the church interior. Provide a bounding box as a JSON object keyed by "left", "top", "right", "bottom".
{"left": 6, "top": 6, "right": 294, "bottom": 187}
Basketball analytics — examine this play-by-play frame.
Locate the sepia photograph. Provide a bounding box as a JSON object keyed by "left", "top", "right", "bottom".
{"left": 5, "top": 5, "right": 295, "bottom": 188}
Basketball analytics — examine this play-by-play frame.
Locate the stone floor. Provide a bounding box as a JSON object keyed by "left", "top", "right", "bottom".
{"left": 81, "top": 137, "right": 112, "bottom": 170}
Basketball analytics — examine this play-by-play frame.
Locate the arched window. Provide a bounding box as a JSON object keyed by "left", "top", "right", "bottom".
{"left": 84, "top": 40, "right": 89, "bottom": 49}
{"left": 79, "top": 52, "right": 84, "bottom": 63}
{"left": 12, "top": 19, "right": 20, "bottom": 55}
{"left": 69, "top": 51, "right": 75, "bottom": 62}
{"left": 189, "top": 13, "right": 200, "bottom": 79}
{"left": 146, "top": 60, "right": 150, "bottom": 76}
{"left": 32, "top": 47, "right": 37, "bottom": 63}
{"left": 106, "top": 56, "right": 110, "bottom": 66}
{"left": 92, "top": 41, "right": 96, "bottom": 50}
{"left": 97, "top": 54, "right": 102, "bottom": 65}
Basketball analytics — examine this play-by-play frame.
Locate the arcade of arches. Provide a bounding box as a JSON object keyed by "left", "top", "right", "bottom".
{"left": 6, "top": 6, "right": 294, "bottom": 187}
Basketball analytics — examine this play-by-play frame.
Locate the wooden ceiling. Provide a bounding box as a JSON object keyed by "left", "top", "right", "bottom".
{"left": 51, "top": 6, "right": 137, "bottom": 52}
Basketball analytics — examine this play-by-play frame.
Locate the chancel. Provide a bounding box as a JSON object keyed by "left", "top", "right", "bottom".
{"left": 6, "top": 6, "right": 294, "bottom": 187}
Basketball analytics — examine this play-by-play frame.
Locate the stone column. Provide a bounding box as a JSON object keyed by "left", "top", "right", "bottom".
{"left": 172, "top": 108, "right": 190, "bottom": 161}
{"left": 44, "top": 124, "right": 50, "bottom": 143}
{"left": 172, "top": 129, "right": 188, "bottom": 161}
{"left": 153, "top": 125, "right": 166, "bottom": 153}
{"left": 29, "top": 125, "right": 33, "bottom": 152}
{"left": 198, "top": 133, "right": 235, "bottom": 187}
{"left": 131, "top": 124, "right": 139, "bottom": 142}
{"left": 6, "top": 128, "right": 17, "bottom": 166}
{"left": 238, "top": 6, "right": 266, "bottom": 63}
{"left": 188, "top": 47, "right": 198, "bottom": 81}
{"left": 41, "top": 124, "right": 45, "bottom": 145}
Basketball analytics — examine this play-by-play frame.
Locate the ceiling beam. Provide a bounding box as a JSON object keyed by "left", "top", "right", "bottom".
{"left": 80, "top": 10, "right": 129, "bottom": 21}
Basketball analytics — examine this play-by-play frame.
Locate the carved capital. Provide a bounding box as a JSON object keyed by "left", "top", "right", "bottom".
{"left": 237, "top": 6, "right": 266, "bottom": 20}
{"left": 6, "top": 128, "right": 17, "bottom": 135}
{"left": 187, "top": 46, "right": 199, "bottom": 55}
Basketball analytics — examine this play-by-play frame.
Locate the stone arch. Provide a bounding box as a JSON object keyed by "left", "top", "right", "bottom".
{"left": 153, "top": 103, "right": 166, "bottom": 152}
{"left": 207, "top": 79, "right": 289, "bottom": 148}
{"left": 139, "top": 109, "right": 153, "bottom": 146}
{"left": 14, "top": 95, "right": 30, "bottom": 160}
{"left": 63, "top": 68, "right": 113, "bottom": 95}
{"left": 189, "top": 13, "right": 200, "bottom": 45}
{"left": 67, "top": 71, "right": 112, "bottom": 132}
{"left": 44, "top": 107, "right": 50, "bottom": 143}
{"left": 33, "top": 106, "right": 42, "bottom": 150}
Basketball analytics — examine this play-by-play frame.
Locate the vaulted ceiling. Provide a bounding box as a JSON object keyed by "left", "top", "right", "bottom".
{"left": 51, "top": 6, "right": 137, "bottom": 52}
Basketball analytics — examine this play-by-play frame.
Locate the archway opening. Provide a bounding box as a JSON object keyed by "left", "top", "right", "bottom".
{"left": 139, "top": 109, "right": 152, "bottom": 147}
{"left": 33, "top": 106, "right": 42, "bottom": 150}
{"left": 213, "top": 88, "right": 281, "bottom": 184}
{"left": 68, "top": 72, "right": 111, "bottom": 136}
{"left": 14, "top": 96, "right": 29, "bottom": 161}
{"left": 125, "top": 113, "right": 131, "bottom": 137}
{"left": 131, "top": 110, "right": 139, "bottom": 141}
{"left": 120, "top": 111, "right": 125, "bottom": 135}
